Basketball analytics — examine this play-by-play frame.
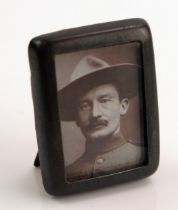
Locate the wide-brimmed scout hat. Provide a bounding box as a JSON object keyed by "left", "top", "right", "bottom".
{"left": 58, "top": 56, "right": 141, "bottom": 121}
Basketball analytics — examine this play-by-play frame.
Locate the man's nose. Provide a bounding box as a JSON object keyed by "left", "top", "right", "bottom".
{"left": 92, "top": 101, "right": 102, "bottom": 118}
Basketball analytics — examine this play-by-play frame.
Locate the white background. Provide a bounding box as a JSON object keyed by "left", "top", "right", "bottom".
{"left": 0, "top": 0, "right": 178, "bottom": 209}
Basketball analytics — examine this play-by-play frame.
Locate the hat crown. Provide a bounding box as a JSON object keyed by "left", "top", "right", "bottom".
{"left": 70, "top": 56, "right": 110, "bottom": 82}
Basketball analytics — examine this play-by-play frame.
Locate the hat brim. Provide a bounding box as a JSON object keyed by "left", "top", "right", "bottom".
{"left": 58, "top": 64, "right": 141, "bottom": 121}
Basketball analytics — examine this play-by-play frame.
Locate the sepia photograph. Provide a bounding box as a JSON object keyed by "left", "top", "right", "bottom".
{"left": 55, "top": 42, "right": 147, "bottom": 182}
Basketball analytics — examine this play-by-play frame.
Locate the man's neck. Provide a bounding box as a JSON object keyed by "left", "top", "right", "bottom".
{"left": 85, "top": 131, "right": 127, "bottom": 156}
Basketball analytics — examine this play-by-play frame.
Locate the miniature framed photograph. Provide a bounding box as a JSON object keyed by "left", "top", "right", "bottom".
{"left": 29, "top": 18, "right": 159, "bottom": 195}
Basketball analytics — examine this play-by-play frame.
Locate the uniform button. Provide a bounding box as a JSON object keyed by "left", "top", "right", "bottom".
{"left": 96, "top": 158, "right": 104, "bottom": 164}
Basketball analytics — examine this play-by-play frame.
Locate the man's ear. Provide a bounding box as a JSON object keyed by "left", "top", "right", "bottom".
{"left": 76, "top": 120, "right": 80, "bottom": 127}
{"left": 120, "top": 98, "right": 129, "bottom": 115}
{"left": 75, "top": 116, "right": 80, "bottom": 127}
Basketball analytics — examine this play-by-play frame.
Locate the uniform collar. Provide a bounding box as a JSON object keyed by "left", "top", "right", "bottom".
{"left": 85, "top": 131, "right": 127, "bottom": 157}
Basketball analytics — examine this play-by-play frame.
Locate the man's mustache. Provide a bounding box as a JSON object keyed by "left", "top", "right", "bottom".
{"left": 86, "top": 118, "right": 108, "bottom": 130}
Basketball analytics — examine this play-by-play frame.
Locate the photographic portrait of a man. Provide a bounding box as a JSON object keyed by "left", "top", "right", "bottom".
{"left": 55, "top": 43, "right": 146, "bottom": 182}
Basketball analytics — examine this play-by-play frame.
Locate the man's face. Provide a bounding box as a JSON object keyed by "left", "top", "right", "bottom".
{"left": 76, "top": 84, "right": 129, "bottom": 141}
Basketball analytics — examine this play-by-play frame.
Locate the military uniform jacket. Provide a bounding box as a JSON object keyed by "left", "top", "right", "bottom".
{"left": 66, "top": 133, "right": 145, "bottom": 182}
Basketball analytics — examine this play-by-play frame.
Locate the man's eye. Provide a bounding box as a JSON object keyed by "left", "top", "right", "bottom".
{"left": 79, "top": 103, "right": 91, "bottom": 111}
{"left": 100, "top": 98, "right": 111, "bottom": 103}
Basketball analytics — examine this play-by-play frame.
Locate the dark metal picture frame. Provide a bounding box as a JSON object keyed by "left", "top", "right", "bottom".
{"left": 28, "top": 18, "right": 159, "bottom": 195}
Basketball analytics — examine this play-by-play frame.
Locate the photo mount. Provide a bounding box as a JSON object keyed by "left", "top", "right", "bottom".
{"left": 28, "top": 18, "right": 159, "bottom": 195}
